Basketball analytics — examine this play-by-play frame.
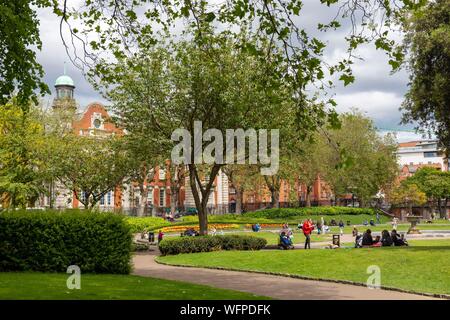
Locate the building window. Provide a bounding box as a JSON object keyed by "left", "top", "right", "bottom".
{"left": 147, "top": 187, "right": 153, "bottom": 205}
{"left": 107, "top": 192, "right": 112, "bottom": 206}
{"left": 424, "top": 151, "right": 438, "bottom": 158}
{"left": 100, "top": 195, "right": 105, "bottom": 205}
{"left": 94, "top": 118, "right": 102, "bottom": 128}
{"left": 159, "top": 168, "right": 166, "bottom": 180}
{"left": 159, "top": 188, "right": 165, "bottom": 207}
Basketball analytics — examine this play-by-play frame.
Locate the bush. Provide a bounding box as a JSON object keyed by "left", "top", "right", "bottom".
{"left": 125, "top": 216, "right": 171, "bottom": 233}
{"left": 0, "top": 210, "right": 132, "bottom": 273}
{"left": 243, "top": 206, "right": 375, "bottom": 219}
{"left": 158, "top": 235, "right": 267, "bottom": 256}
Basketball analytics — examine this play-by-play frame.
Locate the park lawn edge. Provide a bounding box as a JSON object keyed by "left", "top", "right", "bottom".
{"left": 155, "top": 256, "right": 450, "bottom": 300}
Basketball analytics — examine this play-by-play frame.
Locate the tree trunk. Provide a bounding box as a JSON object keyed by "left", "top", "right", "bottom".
{"left": 170, "top": 187, "right": 178, "bottom": 215}
{"left": 305, "top": 186, "right": 312, "bottom": 207}
{"left": 271, "top": 188, "right": 280, "bottom": 208}
{"left": 236, "top": 189, "right": 243, "bottom": 214}
{"left": 437, "top": 198, "right": 443, "bottom": 218}
{"left": 137, "top": 184, "right": 148, "bottom": 217}
{"left": 441, "top": 198, "right": 448, "bottom": 219}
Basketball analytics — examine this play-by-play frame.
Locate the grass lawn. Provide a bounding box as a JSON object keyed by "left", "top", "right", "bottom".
{"left": 230, "top": 231, "right": 332, "bottom": 245}
{"left": 158, "top": 239, "right": 450, "bottom": 295}
{"left": 0, "top": 272, "right": 268, "bottom": 300}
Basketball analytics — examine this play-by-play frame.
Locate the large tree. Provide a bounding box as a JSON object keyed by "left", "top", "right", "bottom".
{"left": 321, "top": 110, "right": 399, "bottom": 206}
{"left": 0, "top": 100, "right": 46, "bottom": 208}
{"left": 406, "top": 167, "right": 450, "bottom": 218}
{"left": 388, "top": 182, "right": 427, "bottom": 216}
{"left": 0, "top": 1, "right": 52, "bottom": 107}
{"left": 107, "top": 34, "right": 292, "bottom": 234}
{"left": 46, "top": 134, "right": 132, "bottom": 209}
{"left": 401, "top": 0, "right": 450, "bottom": 154}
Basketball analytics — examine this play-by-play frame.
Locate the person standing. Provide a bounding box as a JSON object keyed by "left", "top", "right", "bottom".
{"left": 303, "top": 219, "right": 314, "bottom": 249}
{"left": 392, "top": 217, "right": 399, "bottom": 230}
{"left": 338, "top": 220, "right": 345, "bottom": 236}
{"left": 157, "top": 230, "right": 164, "bottom": 244}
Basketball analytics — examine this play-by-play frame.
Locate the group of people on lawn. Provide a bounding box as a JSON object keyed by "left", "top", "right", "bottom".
{"left": 354, "top": 228, "right": 408, "bottom": 248}
{"left": 277, "top": 218, "right": 408, "bottom": 250}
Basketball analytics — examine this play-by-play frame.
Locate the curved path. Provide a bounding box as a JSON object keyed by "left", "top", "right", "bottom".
{"left": 132, "top": 251, "right": 438, "bottom": 300}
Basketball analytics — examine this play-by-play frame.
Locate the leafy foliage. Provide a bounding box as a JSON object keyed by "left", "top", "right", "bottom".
{"left": 45, "top": 134, "right": 133, "bottom": 209}
{"left": 388, "top": 182, "right": 427, "bottom": 210}
{"left": 0, "top": 210, "right": 133, "bottom": 273}
{"left": 0, "top": 0, "right": 51, "bottom": 106}
{"left": 401, "top": 0, "right": 450, "bottom": 152}
{"left": 243, "top": 206, "right": 375, "bottom": 219}
{"left": 0, "top": 100, "right": 46, "bottom": 208}
{"left": 320, "top": 110, "right": 399, "bottom": 205}
{"left": 158, "top": 235, "right": 267, "bottom": 256}
{"left": 125, "top": 216, "right": 171, "bottom": 233}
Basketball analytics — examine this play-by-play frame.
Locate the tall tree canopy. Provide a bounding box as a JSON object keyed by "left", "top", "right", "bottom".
{"left": 401, "top": 0, "right": 450, "bottom": 153}
{"left": 0, "top": 1, "right": 52, "bottom": 107}
{"left": 107, "top": 33, "right": 293, "bottom": 234}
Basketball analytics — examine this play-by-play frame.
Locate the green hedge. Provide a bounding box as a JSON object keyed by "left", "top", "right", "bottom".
{"left": 0, "top": 210, "right": 132, "bottom": 273}
{"left": 244, "top": 206, "right": 375, "bottom": 219}
{"left": 159, "top": 235, "right": 267, "bottom": 256}
{"left": 125, "top": 216, "right": 171, "bottom": 233}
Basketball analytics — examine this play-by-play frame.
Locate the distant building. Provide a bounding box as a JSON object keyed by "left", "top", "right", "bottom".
{"left": 40, "top": 68, "right": 228, "bottom": 215}
{"left": 397, "top": 140, "right": 447, "bottom": 170}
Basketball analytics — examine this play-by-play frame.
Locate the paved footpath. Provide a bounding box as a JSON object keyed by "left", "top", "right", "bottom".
{"left": 132, "top": 251, "right": 438, "bottom": 300}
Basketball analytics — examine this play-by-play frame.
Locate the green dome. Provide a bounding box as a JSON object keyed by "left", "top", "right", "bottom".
{"left": 55, "top": 75, "right": 75, "bottom": 87}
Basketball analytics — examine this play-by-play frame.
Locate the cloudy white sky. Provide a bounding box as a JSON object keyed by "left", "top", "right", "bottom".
{"left": 35, "top": 1, "right": 427, "bottom": 142}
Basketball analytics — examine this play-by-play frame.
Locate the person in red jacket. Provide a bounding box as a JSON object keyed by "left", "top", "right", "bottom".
{"left": 302, "top": 219, "right": 314, "bottom": 249}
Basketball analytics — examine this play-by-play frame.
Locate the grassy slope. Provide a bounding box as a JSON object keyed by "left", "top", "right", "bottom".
{"left": 0, "top": 273, "right": 268, "bottom": 300}
{"left": 158, "top": 239, "right": 450, "bottom": 295}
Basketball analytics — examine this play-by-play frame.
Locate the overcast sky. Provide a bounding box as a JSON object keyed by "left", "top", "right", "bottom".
{"left": 36, "top": 2, "right": 427, "bottom": 142}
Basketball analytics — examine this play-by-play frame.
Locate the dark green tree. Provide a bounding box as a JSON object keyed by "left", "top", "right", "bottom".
{"left": 401, "top": 0, "right": 450, "bottom": 154}
{"left": 0, "top": 1, "right": 53, "bottom": 107}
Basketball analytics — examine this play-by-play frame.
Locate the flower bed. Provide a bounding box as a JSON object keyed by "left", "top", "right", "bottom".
{"left": 244, "top": 223, "right": 283, "bottom": 229}
{"left": 160, "top": 223, "right": 240, "bottom": 233}
{"left": 244, "top": 206, "right": 375, "bottom": 219}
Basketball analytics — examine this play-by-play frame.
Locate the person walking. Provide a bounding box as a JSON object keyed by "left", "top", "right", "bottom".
{"left": 302, "top": 219, "right": 314, "bottom": 249}
{"left": 157, "top": 230, "right": 164, "bottom": 244}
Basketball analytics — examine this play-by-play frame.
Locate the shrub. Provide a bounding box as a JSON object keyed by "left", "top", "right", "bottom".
{"left": 0, "top": 210, "right": 132, "bottom": 273}
{"left": 125, "top": 216, "right": 171, "bottom": 233}
{"left": 243, "top": 206, "right": 375, "bottom": 219}
{"left": 158, "top": 235, "right": 267, "bottom": 256}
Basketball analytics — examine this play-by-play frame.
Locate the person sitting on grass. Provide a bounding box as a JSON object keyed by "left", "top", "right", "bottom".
{"left": 391, "top": 230, "right": 408, "bottom": 246}
{"left": 355, "top": 234, "right": 363, "bottom": 248}
{"left": 352, "top": 227, "right": 358, "bottom": 237}
{"left": 361, "top": 229, "right": 374, "bottom": 246}
{"left": 279, "top": 231, "right": 293, "bottom": 250}
{"left": 381, "top": 230, "right": 393, "bottom": 247}
{"left": 372, "top": 235, "right": 382, "bottom": 247}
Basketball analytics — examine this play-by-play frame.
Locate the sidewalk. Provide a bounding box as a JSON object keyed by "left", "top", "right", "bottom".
{"left": 132, "top": 251, "right": 438, "bottom": 300}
